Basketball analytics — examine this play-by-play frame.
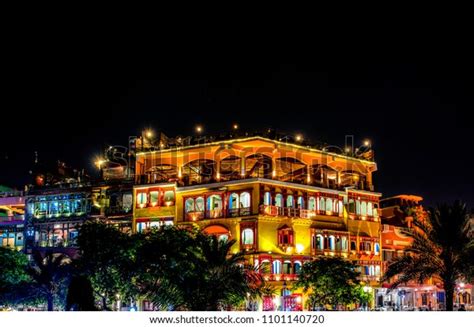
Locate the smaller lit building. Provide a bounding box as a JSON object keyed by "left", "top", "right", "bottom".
{"left": 0, "top": 186, "right": 25, "bottom": 250}
{"left": 377, "top": 195, "right": 444, "bottom": 310}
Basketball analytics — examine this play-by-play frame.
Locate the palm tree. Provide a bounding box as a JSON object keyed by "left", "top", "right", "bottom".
{"left": 139, "top": 227, "right": 263, "bottom": 311}
{"left": 27, "top": 251, "right": 71, "bottom": 311}
{"left": 383, "top": 201, "right": 473, "bottom": 311}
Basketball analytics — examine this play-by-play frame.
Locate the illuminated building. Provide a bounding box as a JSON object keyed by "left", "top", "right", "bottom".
{"left": 24, "top": 160, "right": 134, "bottom": 257}
{"left": 377, "top": 195, "right": 472, "bottom": 310}
{"left": 133, "top": 131, "right": 383, "bottom": 310}
{"left": 0, "top": 186, "right": 25, "bottom": 250}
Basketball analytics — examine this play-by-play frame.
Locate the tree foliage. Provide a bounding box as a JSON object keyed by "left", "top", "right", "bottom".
{"left": 76, "top": 220, "right": 139, "bottom": 310}
{"left": 383, "top": 201, "right": 473, "bottom": 311}
{"left": 136, "top": 226, "right": 263, "bottom": 310}
{"left": 296, "top": 256, "right": 366, "bottom": 309}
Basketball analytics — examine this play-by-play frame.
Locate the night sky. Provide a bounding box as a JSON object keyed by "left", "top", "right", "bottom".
{"left": 1, "top": 63, "right": 472, "bottom": 208}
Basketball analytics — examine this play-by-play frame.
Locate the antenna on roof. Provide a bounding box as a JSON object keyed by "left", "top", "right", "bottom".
{"left": 34, "top": 151, "right": 39, "bottom": 164}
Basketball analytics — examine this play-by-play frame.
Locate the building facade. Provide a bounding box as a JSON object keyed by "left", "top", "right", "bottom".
{"left": 377, "top": 195, "right": 472, "bottom": 310}
{"left": 132, "top": 134, "right": 383, "bottom": 310}
{"left": 0, "top": 186, "right": 25, "bottom": 250}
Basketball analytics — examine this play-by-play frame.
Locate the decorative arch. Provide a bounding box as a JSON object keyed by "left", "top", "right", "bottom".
{"left": 182, "top": 159, "right": 217, "bottom": 185}
{"left": 275, "top": 157, "right": 307, "bottom": 183}
{"left": 309, "top": 164, "right": 338, "bottom": 188}
{"left": 245, "top": 154, "right": 272, "bottom": 178}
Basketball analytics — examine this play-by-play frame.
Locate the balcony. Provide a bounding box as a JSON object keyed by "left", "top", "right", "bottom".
{"left": 259, "top": 205, "right": 341, "bottom": 219}
{"left": 185, "top": 207, "right": 252, "bottom": 222}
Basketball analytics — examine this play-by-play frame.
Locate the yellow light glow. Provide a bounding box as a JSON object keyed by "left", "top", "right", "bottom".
{"left": 295, "top": 134, "right": 303, "bottom": 142}
{"left": 195, "top": 125, "right": 203, "bottom": 133}
{"left": 296, "top": 296, "right": 302, "bottom": 304}
{"left": 233, "top": 124, "right": 239, "bottom": 130}
{"left": 345, "top": 147, "right": 351, "bottom": 153}
{"left": 364, "top": 139, "right": 371, "bottom": 147}
{"left": 144, "top": 129, "right": 153, "bottom": 138}
{"left": 94, "top": 158, "right": 105, "bottom": 168}
{"left": 295, "top": 243, "right": 304, "bottom": 254}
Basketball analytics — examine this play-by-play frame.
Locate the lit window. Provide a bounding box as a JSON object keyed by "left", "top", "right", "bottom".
{"left": 356, "top": 200, "right": 361, "bottom": 215}
{"left": 240, "top": 192, "right": 251, "bottom": 208}
{"left": 361, "top": 201, "right": 367, "bottom": 216}
{"left": 163, "top": 190, "right": 175, "bottom": 204}
{"left": 275, "top": 194, "right": 283, "bottom": 207}
{"left": 185, "top": 198, "right": 195, "bottom": 213}
{"left": 328, "top": 235, "right": 336, "bottom": 250}
{"left": 272, "top": 260, "right": 282, "bottom": 274}
{"left": 264, "top": 192, "right": 272, "bottom": 206}
{"left": 242, "top": 228, "right": 254, "bottom": 245}
{"left": 326, "top": 198, "right": 333, "bottom": 212}
{"left": 229, "top": 193, "right": 239, "bottom": 209}
{"left": 294, "top": 261, "right": 302, "bottom": 274}
{"left": 286, "top": 195, "right": 294, "bottom": 208}
{"left": 150, "top": 191, "right": 159, "bottom": 206}
{"left": 317, "top": 234, "right": 324, "bottom": 250}
{"left": 297, "top": 196, "right": 304, "bottom": 209}
{"left": 137, "top": 193, "right": 147, "bottom": 206}
{"left": 319, "top": 197, "right": 325, "bottom": 211}
{"left": 374, "top": 242, "right": 380, "bottom": 255}
{"left": 367, "top": 202, "right": 373, "bottom": 216}
{"left": 195, "top": 197, "right": 205, "bottom": 211}
{"left": 308, "top": 197, "right": 316, "bottom": 210}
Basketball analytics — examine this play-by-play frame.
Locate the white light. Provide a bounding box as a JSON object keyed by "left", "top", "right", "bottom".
{"left": 195, "top": 125, "right": 203, "bottom": 133}
{"left": 296, "top": 243, "right": 304, "bottom": 254}
{"left": 364, "top": 139, "right": 371, "bottom": 147}
{"left": 460, "top": 282, "right": 465, "bottom": 288}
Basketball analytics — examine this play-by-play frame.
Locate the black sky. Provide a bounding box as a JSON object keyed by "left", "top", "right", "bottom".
{"left": 1, "top": 62, "right": 472, "bottom": 208}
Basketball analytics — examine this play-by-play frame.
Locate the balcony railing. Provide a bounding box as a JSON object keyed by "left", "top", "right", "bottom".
{"left": 259, "top": 205, "right": 342, "bottom": 219}
{"left": 185, "top": 207, "right": 252, "bottom": 221}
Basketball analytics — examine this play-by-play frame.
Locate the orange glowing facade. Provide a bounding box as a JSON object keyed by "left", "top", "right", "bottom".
{"left": 377, "top": 195, "right": 472, "bottom": 310}
{"left": 132, "top": 134, "right": 382, "bottom": 310}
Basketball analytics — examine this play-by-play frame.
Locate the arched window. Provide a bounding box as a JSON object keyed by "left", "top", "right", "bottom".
{"left": 294, "top": 261, "right": 302, "bottom": 274}
{"left": 328, "top": 235, "right": 336, "bottom": 250}
{"left": 242, "top": 228, "right": 254, "bottom": 245}
{"left": 275, "top": 194, "right": 283, "bottom": 207}
{"left": 326, "top": 198, "right": 333, "bottom": 212}
{"left": 240, "top": 192, "right": 251, "bottom": 208}
{"left": 367, "top": 202, "right": 373, "bottom": 216}
{"left": 229, "top": 193, "right": 239, "bottom": 209}
{"left": 338, "top": 201, "right": 343, "bottom": 214}
{"left": 369, "top": 265, "right": 375, "bottom": 276}
{"left": 283, "top": 260, "right": 292, "bottom": 274}
{"left": 375, "top": 265, "right": 381, "bottom": 276}
{"left": 137, "top": 193, "right": 147, "bottom": 207}
{"left": 207, "top": 194, "right": 223, "bottom": 218}
{"left": 319, "top": 197, "right": 325, "bottom": 211}
{"left": 185, "top": 198, "right": 195, "bottom": 213}
{"left": 361, "top": 201, "right": 367, "bottom": 216}
{"left": 264, "top": 192, "right": 272, "bottom": 206}
{"left": 308, "top": 197, "right": 316, "bottom": 210}
{"left": 272, "top": 260, "right": 281, "bottom": 274}
{"left": 341, "top": 236, "right": 348, "bottom": 251}
{"left": 374, "top": 242, "right": 380, "bottom": 255}
{"left": 195, "top": 197, "right": 205, "bottom": 211}
{"left": 261, "top": 260, "right": 271, "bottom": 274}
{"left": 356, "top": 200, "right": 361, "bottom": 215}
{"left": 297, "top": 196, "right": 304, "bottom": 209}
{"left": 317, "top": 234, "right": 324, "bottom": 250}
{"left": 286, "top": 195, "right": 294, "bottom": 208}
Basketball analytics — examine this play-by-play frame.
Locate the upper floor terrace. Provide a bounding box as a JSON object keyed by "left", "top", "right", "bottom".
{"left": 135, "top": 135, "right": 377, "bottom": 193}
